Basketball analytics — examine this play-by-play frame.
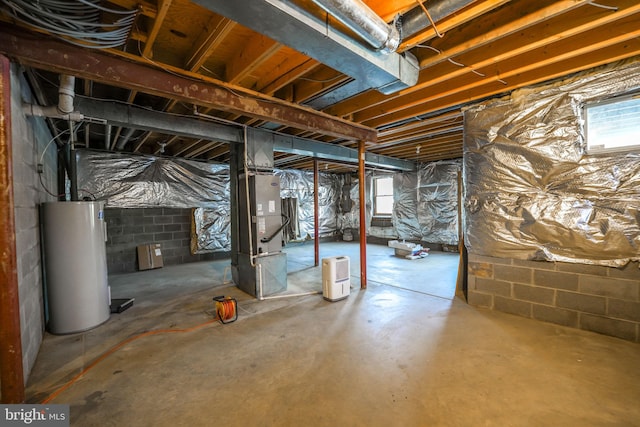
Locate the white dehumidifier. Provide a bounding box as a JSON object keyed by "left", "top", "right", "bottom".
{"left": 322, "top": 256, "right": 350, "bottom": 302}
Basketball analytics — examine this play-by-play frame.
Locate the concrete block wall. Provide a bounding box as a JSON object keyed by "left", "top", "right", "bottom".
{"left": 105, "top": 207, "right": 226, "bottom": 273}
{"left": 467, "top": 254, "right": 640, "bottom": 342}
{"left": 10, "top": 65, "right": 57, "bottom": 382}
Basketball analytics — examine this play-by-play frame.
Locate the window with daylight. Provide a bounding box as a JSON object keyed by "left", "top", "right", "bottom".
{"left": 374, "top": 176, "right": 394, "bottom": 216}
{"left": 584, "top": 94, "right": 640, "bottom": 153}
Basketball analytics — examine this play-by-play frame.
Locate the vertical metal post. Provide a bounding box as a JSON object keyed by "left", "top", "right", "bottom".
{"left": 0, "top": 55, "right": 25, "bottom": 403}
{"left": 313, "top": 159, "right": 320, "bottom": 267}
{"left": 358, "top": 140, "right": 367, "bottom": 289}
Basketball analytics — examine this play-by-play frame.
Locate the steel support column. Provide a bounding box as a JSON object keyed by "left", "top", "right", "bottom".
{"left": 358, "top": 140, "right": 367, "bottom": 289}
{"left": 0, "top": 54, "right": 25, "bottom": 403}
{"left": 313, "top": 159, "right": 320, "bottom": 267}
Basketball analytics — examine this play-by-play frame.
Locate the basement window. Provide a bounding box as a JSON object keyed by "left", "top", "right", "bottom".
{"left": 374, "top": 176, "right": 393, "bottom": 217}
{"left": 584, "top": 93, "right": 640, "bottom": 153}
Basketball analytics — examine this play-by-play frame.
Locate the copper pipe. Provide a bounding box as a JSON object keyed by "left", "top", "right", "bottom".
{"left": 0, "top": 54, "right": 25, "bottom": 403}
{"left": 313, "top": 159, "right": 320, "bottom": 267}
{"left": 358, "top": 140, "right": 367, "bottom": 289}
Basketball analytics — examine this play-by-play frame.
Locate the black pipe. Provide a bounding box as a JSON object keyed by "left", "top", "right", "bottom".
{"left": 69, "top": 147, "right": 78, "bottom": 201}
{"left": 261, "top": 214, "right": 291, "bottom": 243}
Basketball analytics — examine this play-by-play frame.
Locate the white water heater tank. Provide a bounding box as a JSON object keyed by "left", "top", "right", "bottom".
{"left": 322, "top": 256, "right": 350, "bottom": 302}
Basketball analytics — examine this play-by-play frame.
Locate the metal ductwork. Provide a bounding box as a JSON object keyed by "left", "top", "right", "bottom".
{"left": 310, "top": 0, "right": 400, "bottom": 54}
{"left": 192, "top": 0, "right": 419, "bottom": 95}
{"left": 400, "top": 0, "right": 476, "bottom": 40}
{"left": 307, "top": 0, "right": 476, "bottom": 109}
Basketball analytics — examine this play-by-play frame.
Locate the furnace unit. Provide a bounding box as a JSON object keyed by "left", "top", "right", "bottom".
{"left": 231, "top": 135, "right": 288, "bottom": 298}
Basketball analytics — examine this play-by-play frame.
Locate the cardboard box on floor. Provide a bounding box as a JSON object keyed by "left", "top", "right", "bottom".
{"left": 137, "top": 243, "right": 164, "bottom": 270}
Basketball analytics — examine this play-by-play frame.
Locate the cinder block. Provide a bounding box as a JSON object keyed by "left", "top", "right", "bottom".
{"left": 153, "top": 232, "right": 173, "bottom": 241}
{"left": 467, "top": 290, "right": 493, "bottom": 308}
{"left": 163, "top": 255, "right": 182, "bottom": 266}
{"left": 467, "top": 275, "right": 476, "bottom": 290}
{"left": 172, "top": 231, "right": 190, "bottom": 240}
{"left": 122, "top": 208, "right": 144, "bottom": 216}
{"left": 162, "top": 208, "right": 184, "bottom": 215}
{"left": 133, "top": 233, "right": 154, "bottom": 244}
{"left": 579, "top": 275, "right": 639, "bottom": 301}
{"left": 513, "top": 284, "right": 555, "bottom": 305}
{"left": 608, "top": 262, "right": 640, "bottom": 280}
{"left": 532, "top": 304, "right": 579, "bottom": 328}
{"left": 512, "top": 258, "right": 556, "bottom": 271}
{"left": 607, "top": 299, "right": 640, "bottom": 322}
{"left": 110, "top": 234, "right": 133, "bottom": 245}
{"left": 468, "top": 261, "right": 493, "bottom": 278}
{"left": 163, "top": 224, "right": 181, "bottom": 232}
{"left": 556, "top": 291, "right": 606, "bottom": 315}
{"left": 467, "top": 253, "right": 511, "bottom": 265}
{"left": 123, "top": 226, "right": 142, "bottom": 235}
{"left": 144, "top": 208, "right": 163, "bottom": 216}
{"left": 579, "top": 313, "right": 637, "bottom": 342}
{"left": 556, "top": 262, "right": 608, "bottom": 277}
{"left": 494, "top": 296, "right": 532, "bottom": 318}
{"left": 172, "top": 215, "right": 189, "bottom": 224}
{"left": 476, "top": 278, "right": 511, "bottom": 297}
{"left": 533, "top": 270, "right": 579, "bottom": 291}
{"left": 154, "top": 216, "right": 174, "bottom": 225}
{"left": 494, "top": 264, "right": 532, "bottom": 284}
{"left": 143, "top": 224, "right": 164, "bottom": 233}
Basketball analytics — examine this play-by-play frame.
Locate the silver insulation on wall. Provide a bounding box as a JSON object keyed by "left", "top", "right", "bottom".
{"left": 275, "top": 169, "right": 342, "bottom": 238}
{"left": 77, "top": 150, "right": 230, "bottom": 208}
{"left": 191, "top": 207, "right": 231, "bottom": 253}
{"left": 77, "top": 150, "right": 232, "bottom": 254}
{"left": 374, "top": 162, "right": 460, "bottom": 244}
{"left": 416, "top": 160, "right": 460, "bottom": 245}
{"left": 464, "top": 59, "right": 640, "bottom": 267}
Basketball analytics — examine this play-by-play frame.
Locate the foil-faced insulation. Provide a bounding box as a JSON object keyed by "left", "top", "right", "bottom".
{"left": 464, "top": 59, "right": 640, "bottom": 267}
{"left": 191, "top": 207, "right": 231, "bottom": 253}
{"left": 275, "top": 169, "right": 341, "bottom": 238}
{"left": 76, "top": 150, "right": 229, "bottom": 208}
{"left": 416, "top": 160, "right": 460, "bottom": 245}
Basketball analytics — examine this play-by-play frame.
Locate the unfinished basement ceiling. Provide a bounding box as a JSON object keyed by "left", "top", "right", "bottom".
{"left": 1, "top": 0, "right": 639, "bottom": 171}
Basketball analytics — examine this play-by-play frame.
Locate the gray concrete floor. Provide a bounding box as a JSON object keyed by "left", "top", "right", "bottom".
{"left": 26, "top": 243, "right": 640, "bottom": 426}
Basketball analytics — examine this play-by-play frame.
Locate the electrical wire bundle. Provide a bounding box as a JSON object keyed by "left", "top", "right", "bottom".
{"left": 0, "top": 0, "right": 137, "bottom": 49}
{"left": 213, "top": 296, "right": 238, "bottom": 324}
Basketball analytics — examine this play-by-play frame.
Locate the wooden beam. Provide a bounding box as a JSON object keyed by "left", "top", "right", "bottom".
{"left": 186, "top": 17, "right": 236, "bottom": 72}
{"left": 226, "top": 34, "right": 281, "bottom": 84}
{"left": 399, "top": 0, "right": 511, "bottom": 50}
{"left": 0, "top": 54, "right": 25, "bottom": 403}
{"left": 324, "top": 0, "right": 588, "bottom": 119}
{"left": 257, "top": 57, "right": 319, "bottom": 95}
{"left": 364, "top": 38, "right": 640, "bottom": 128}
{"left": 0, "top": 26, "right": 376, "bottom": 142}
{"left": 142, "top": 0, "right": 173, "bottom": 59}
{"left": 356, "top": 2, "right": 640, "bottom": 123}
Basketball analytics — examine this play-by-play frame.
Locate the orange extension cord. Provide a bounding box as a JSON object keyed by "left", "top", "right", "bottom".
{"left": 41, "top": 319, "right": 218, "bottom": 404}
{"left": 214, "top": 297, "right": 238, "bottom": 324}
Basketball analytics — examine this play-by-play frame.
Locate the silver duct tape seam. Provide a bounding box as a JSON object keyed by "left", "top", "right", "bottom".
{"left": 464, "top": 58, "right": 640, "bottom": 267}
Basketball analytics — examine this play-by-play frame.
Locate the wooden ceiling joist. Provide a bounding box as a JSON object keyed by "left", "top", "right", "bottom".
{"left": 0, "top": 26, "right": 377, "bottom": 143}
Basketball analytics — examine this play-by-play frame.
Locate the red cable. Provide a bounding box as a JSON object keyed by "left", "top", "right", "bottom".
{"left": 41, "top": 319, "right": 216, "bottom": 404}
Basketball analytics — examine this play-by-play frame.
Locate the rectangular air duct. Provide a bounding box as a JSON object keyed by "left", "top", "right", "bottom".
{"left": 193, "top": 0, "right": 419, "bottom": 95}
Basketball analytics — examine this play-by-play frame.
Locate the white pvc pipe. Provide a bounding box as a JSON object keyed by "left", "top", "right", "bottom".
{"left": 58, "top": 75, "right": 75, "bottom": 114}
